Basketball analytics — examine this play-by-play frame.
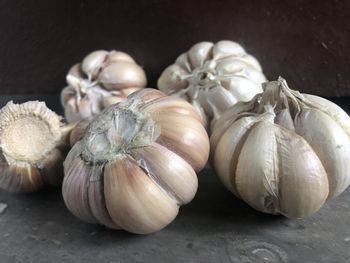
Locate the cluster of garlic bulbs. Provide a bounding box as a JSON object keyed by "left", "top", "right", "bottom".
{"left": 211, "top": 77, "right": 350, "bottom": 218}
{"left": 61, "top": 50, "right": 147, "bottom": 123}
{"left": 2, "top": 40, "right": 349, "bottom": 234}
{"left": 158, "top": 40, "right": 266, "bottom": 128}
{"left": 0, "top": 101, "right": 72, "bottom": 193}
{"left": 62, "top": 89, "right": 209, "bottom": 234}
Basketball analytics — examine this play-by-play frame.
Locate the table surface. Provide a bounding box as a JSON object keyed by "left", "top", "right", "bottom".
{"left": 0, "top": 95, "right": 350, "bottom": 263}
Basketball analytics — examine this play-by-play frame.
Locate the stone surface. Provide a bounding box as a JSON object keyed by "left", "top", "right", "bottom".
{"left": 0, "top": 95, "right": 350, "bottom": 262}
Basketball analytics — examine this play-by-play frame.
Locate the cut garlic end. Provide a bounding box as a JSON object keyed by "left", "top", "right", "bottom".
{"left": 0, "top": 101, "right": 68, "bottom": 193}
{"left": 80, "top": 100, "right": 159, "bottom": 164}
{"left": 0, "top": 101, "right": 62, "bottom": 162}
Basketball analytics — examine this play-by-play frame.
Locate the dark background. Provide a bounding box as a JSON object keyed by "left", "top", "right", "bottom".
{"left": 0, "top": 0, "right": 349, "bottom": 96}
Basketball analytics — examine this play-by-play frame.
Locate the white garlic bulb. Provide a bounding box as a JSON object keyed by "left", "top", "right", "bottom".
{"left": 61, "top": 50, "right": 147, "bottom": 123}
{"left": 211, "top": 77, "right": 350, "bottom": 218}
{"left": 157, "top": 40, "right": 266, "bottom": 127}
{"left": 0, "top": 101, "right": 72, "bottom": 193}
{"left": 63, "top": 89, "right": 209, "bottom": 234}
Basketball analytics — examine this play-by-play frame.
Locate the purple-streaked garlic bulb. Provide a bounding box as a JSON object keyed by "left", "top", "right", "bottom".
{"left": 63, "top": 89, "right": 209, "bottom": 234}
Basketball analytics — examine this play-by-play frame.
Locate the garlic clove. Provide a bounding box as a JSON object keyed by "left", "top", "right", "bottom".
{"left": 151, "top": 111, "right": 209, "bottom": 171}
{"left": 131, "top": 142, "right": 198, "bottom": 205}
{"left": 62, "top": 155, "right": 99, "bottom": 224}
{"left": 156, "top": 64, "right": 189, "bottom": 95}
{"left": 59, "top": 122, "right": 76, "bottom": 147}
{"left": 216, "top": 58, "right": 266, "bottom": 84}
{"left": 64, "top": 98, "right": 84, "bottom": 123}
{"left": 118, "top": 87, "right": 141, "bottom": 97}
{"left": 98, "top": 62, "right": 147, "bottom": 90}
{"left": 197, "top": 85, "right": 239, "bottom": 122}
{"left": 102, "top": 87, "right": 141, "bottom": 108}
{"left": 303, "top": 94, "right": 350, "bottom": 137}
{"left": 234, "top": 54, "right": 264, "bottom": 72}
{"left": 84, "top": 163, "right": 120, "bottom": 229}
{"left": 274, "top": 126, "right": 329, "bottom": 218}
{"left": 213, "top": 116, "right": 257, "bottom": 195}
{"left": 141, "top": 96, "right": 203, "bottom": 124}
{"left": 212, "top": 40, "right": 246, "bottom": 59}
{"left": 68, "top": 63, "right": 85, "bottom": 78}
{"left": 220, "top": 76, "right": 263, "bottom": 101}
{"left": 295, "top": 108, "right": 350, "bottom": 198}
{"left": 210, "top": 95, "right": 259, "bottom": 139}
{"left": 191, "top": 100, "right": 209, "bottom": 128}
{"left": 188, "top": 42, "right": 213, "bottom": 68}
{"left": 235, "top": 119, "right": 280, "bottom": 215}
{"left": 127, "top": 88, "right": 166, "bottom": 104}
{"left": 107, "top": 50, "right": 135, "bottom": 64}
{"left": 81, "top": 50, "right": 109, "bottom": 79}
{"left": 104, "top": 156, "right": 179, "bottom": 234}
{"left": 175, "top": 53, "right": 192, "bottom": 72}
{"left": 234, "top": 118, "right": 329, "bottom": 218}
{"left": 0, "top": 160, "right": 43, "bottom": 193}
{"left": 60, "top": 85, "right": 76, "bottom": 109}
{"left": 37, "top": 148, "right": 64, "bottom": 187}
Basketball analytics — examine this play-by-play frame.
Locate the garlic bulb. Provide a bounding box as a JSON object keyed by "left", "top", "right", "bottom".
{"left": 61, "top": 50, "right": 147, "bottom": 123}
{"left": 63, "top": 88, "right": 209, "bottom": 234}
{"left": 157, "top": 40, "right": 266, "bottom": 127}
{"left": 211, "top": 77, "right": 350, "bottom": 218}
{"left": 0, "top": 101, "right": 72, "bottom": 193}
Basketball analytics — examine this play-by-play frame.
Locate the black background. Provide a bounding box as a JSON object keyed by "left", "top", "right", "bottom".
{"left": 0, "top": 0, "right": 349, "bottom": 96}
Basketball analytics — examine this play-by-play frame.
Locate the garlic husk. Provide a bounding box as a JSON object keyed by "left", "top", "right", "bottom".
{"left": 61, "top": 50, "right": 147, "bottom": 123}
{"left": 0, "top": 101, "right": 72, "bottom": 193}
{"left": 62, "top": 88, "right": 209, "bottom": 234}
{"left": 158, "top": 40, "right": 266, "bottom": 128}
{"left": 211, "top": 77, "right": 350, "bottom": 218}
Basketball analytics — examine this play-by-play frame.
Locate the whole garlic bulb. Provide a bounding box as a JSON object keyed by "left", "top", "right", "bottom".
{"left": 0, "top": 101, "right": 72, "bottom": 193}
{"left": 63, "top": 88, "right": 209, "bottom": 234}
{"left": 158, "top": 40, "right": 266, "bottom": 127}
{"left": 61, "top": 50, "right": 147, "bottom": 123}
{"left": 211, "top": 77, "right": 350, "bottom": 218}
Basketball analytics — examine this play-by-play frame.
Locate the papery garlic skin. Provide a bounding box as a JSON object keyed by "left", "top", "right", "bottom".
{"left": 0, "top": 101, "right": 71, "bottom": 193}
{"left": 157, "top": 40, "right": 266, "bottom": 128}
{"left": 61, "top": 50, "right": 147, "bottom": 123}
{"left": 211, "top": 78, "right": 350, "bottom": 218}
{"left": 63, "top": 89, "right": 209, "bottom": 234}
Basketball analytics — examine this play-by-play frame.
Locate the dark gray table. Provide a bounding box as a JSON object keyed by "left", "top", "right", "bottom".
{"left": 0, "top": 95, "right": 349, "bottom": 263}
